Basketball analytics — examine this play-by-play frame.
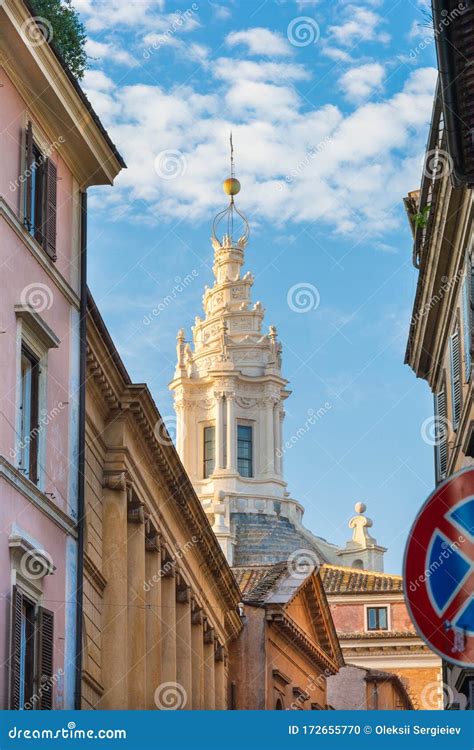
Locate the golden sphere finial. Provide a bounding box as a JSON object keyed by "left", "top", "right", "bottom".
{"left": 223, "top": 177, "right": 241, "bottom": 196}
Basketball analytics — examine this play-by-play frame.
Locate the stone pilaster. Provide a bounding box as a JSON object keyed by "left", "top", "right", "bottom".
{"left": 145, "top": 524, "right": 161, "bottom": 710}
{"left": 175, "top": 575, "right": 192, "bottom": 709}
{"left": 127, "top": 497, "right": 147, "bottom": 709}
{"left": 264, "top": 399, "right": 275, "bottom": 475}
{"left": 214, "top": 391, "right": 224, "bottom": 470}
{"left": 226, "top": 393, "right": 236, "bottom": 472}
{"left": 191, "top": 602, "right": 204, "bottom": 709}
{"left": 203, "top": 621, "right": 215, "bottom": 709}
{"left": 160, "top": 547, "right": 177, "bottom": 685}
{"left": 214, "top": 642, "right": 226, "bottom": 710}
{"left": 100, "top": 471, "right": 128, "bottom": 709}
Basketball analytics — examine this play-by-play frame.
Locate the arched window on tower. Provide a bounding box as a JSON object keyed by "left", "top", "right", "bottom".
{"left": 352, "top": 559, "right": 364, "bottom": 569}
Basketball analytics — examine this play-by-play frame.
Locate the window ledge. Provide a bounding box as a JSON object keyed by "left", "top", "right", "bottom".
{"left": 15, "top": 305, "right": 60, "bottom": 349}
{"left": 9, "top": 534, "right": 55, "bottom": 577}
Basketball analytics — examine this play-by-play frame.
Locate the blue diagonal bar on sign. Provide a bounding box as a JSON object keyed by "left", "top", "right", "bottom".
{"left": 450, "top": 498, "right": 474, "bottom": 539}
{"left": 454, "top": 597, "right": 474, "bottom": 635}
{"left": 427, "top": 532, "right": 471, "bottom": 612}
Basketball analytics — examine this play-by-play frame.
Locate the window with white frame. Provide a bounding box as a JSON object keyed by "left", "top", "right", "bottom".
{"left": 19, "top": 345, "right": 41, "bottom": 484}
{"left": 14, "top": 307, "right": 59, "bottom": 488}
{"left": 366, "top": 606, "right": 389, "bottom": 631}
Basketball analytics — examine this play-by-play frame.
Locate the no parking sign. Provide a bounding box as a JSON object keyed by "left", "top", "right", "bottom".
{"left": 404, "top": 468, "right": 474, "bottom": 666}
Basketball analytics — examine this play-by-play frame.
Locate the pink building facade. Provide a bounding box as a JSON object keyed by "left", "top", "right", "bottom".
{"left": 0, "top": 0, "right": 123, "bottom": 709}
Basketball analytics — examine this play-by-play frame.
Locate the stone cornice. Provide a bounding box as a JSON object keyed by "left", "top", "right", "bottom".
{"left": 406, "top": 181, "right": 473, "bottom": 383}
{"left": 265, "top": 607, "right": 340, "bottom": 675}
{"left": 170, "top": 370, "right": 290, "bottom": 391}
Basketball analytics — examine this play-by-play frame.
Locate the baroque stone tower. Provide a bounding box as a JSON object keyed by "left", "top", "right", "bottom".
{"left": 169, "top": 146, "right": 384, "bottom": 569}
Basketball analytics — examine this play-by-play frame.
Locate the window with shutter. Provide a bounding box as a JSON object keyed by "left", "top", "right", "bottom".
{"left": 9, "top": 587, "right": 36, "bottom": 710}
{"left": 434, "top": 389, "right": 448, "bottom": 480}
{"left": 36, "top": 607, "right": 54, "bottom": 710}
{"left": 9, "top": 586, "right": 23, "bottom": 710}
{"left": 42, "top": 159, "right": 57, "bottom": 261}
{"left": 22, "top": 123, "right": 57, "bottom": 262}
{"left": 24, "top": 121, "right": 33, "bottom": 230}
{"left": 450, "top": 329, "right": 462, "bottom": 429}
{"left": 462, "top": 270, "right": 471, "bottom": 381}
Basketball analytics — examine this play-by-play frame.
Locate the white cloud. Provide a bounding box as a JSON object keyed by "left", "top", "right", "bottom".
{"left": 321, "top": 44, "right": 355, "bottom": 63}
{"left": 74, "top": 0, "right": 166, "bottom": 32}
{"left": 339, "top": 63, "right": 385, "bottom": 103}
{"left": 328, "top": 6, "right": 390, "bottom": 47}
{"left": 85, "top": 38, "right": 137, "bottom": 67}
{"left": 226, "top": 27, "right": 291, "bottom": 57}
{"left": 208, "top": 1, "right": 232, "bottom": 20}
{"left": 83, "top": 66, "right": 437, "bottom": 235}
{"left": 213, "top": 58, "right": 310, "bottom": 83}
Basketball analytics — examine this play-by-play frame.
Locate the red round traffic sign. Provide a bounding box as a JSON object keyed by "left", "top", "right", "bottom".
{"left": 404, "top": 467, "right": 474, "bottom": 666}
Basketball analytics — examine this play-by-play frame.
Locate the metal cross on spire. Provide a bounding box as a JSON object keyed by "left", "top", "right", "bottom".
{"left": 230, "top": 131, "right": 235, "bottom": 178}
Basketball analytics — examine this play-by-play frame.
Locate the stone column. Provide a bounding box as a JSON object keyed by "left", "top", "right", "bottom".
{"left": 279, "top": 409, "right": 284, "bottom": 477}
{"left": 274, "top": 402, "right": 282, "bottom": 475}
{"left": 265, "top": 399, "right": 275, "bottom": 475}
{"left": 226, "top": 394, "right": 236, "bottom": 472}
{"left": 175, "top": 400, "right": 184, "bottom": 459}
{"left": 175, "top": 577, "right": 192, "bottom": 710}
{"left": 203, "top": 622, "right": 215, "bottom": 710}
{"left": 145, "top": 527, "right": 161, "bottom": 710}
{"left": 214, "top": 392, "right": 224, "bottom": 470}
{"left": 214, "top": 642, "right": 226, "bottom": 710}
{"left": 160, "top": 549, "right": 177, "bottom": 687}
{"left": 100, "top": 472, "right": 128, "bottom": 709}
{"left": 191, "top": 603, "right": 204, "bottom": 710}
{"left": 127, "top": 500, "right": 147, "bottom": 709}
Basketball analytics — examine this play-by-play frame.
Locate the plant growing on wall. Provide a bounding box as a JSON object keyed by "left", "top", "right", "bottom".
{"left": 30, "top": 0, "right": 87, "bottom": 79}
{"left": 412, "top": 203, "right": 431, "bottom": 230}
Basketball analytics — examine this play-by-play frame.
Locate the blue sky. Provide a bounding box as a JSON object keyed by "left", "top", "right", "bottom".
{"left": 76, "top": 0, "right": 438, "bottom": 572}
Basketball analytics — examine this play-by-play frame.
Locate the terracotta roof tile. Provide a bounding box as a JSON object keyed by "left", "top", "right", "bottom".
{"left": 232, "top": 562, "right": 289, "bottom": 604}
{"left": 320, "top": 564, "right": 403, "bottom": 594}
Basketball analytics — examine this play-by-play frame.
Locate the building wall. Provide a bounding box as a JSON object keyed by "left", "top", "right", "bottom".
{"left": 82, "top": 309, "right": 243, "bottom": 710}
{"left": 328, "top": 597, "right": 442, "bottom": 709}
{"left": 266, "top": 623, "right": 328, "bottom": 710}
{"left": 229, "top": 607, "right": 329, "bottom": 710}
{"left": 405, "top": 92, "right": 474, "bottom": 708}
{"left": 0, "top": 66, "right": 80, "bottom": 710}
{"left": 328, "top": 666, "right": 413, "bottom": 710}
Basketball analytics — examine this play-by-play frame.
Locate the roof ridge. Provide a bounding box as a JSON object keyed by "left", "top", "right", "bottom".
{"left": 321, "top": 563, "right": 402, "bottom": 579}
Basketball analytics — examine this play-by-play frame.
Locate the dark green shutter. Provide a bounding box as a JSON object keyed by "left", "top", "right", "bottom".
{"left": 42, "top": 159, "right": 57, "bottom": 261}
{"left": 36, "top": 607, "right": 54, "bottom": 710}
{"left": 24, "top": 122, "right": 33, "bottom": 231}
{"left": 9, "top": 586, "right": 23, "bottom": 710}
